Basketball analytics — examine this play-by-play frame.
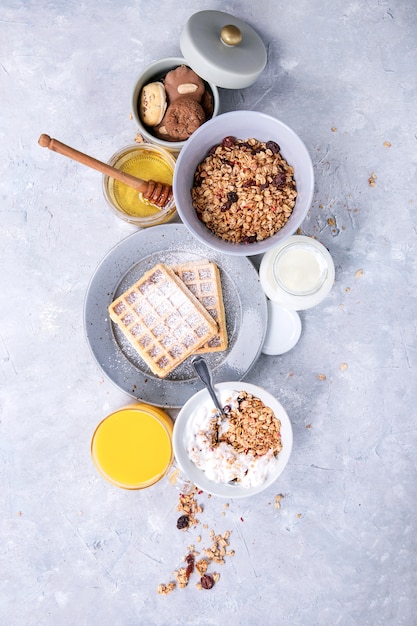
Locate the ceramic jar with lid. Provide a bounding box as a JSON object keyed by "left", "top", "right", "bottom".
{"left": 131, "top": 10, "right": 267, "bottom": 152}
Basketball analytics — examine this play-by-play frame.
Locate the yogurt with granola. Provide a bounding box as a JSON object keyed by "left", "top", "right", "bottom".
{"left": 184, "top": 389, "right": 282, "bottom": 488}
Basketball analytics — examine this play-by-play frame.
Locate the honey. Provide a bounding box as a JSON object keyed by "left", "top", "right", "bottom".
{"left": 91, "top": 404, "right": 173, "bottom": 489}
{"left": 103, "top": 144, "right": 177, "bottom": 226}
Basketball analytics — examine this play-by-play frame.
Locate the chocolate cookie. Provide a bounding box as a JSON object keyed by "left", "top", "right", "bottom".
{"left": 164, "top": 98, "right": 206, "bottom": 141}
{"left": 152, "top": 119, "right": 177, "bottom": 142}
{"left": 201, "top": 90, "right": 214, "bottom": 119}
{"left": 164, "top": 65, "right": 205, "bottom": 103}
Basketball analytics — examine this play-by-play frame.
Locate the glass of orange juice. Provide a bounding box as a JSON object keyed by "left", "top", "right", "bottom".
{"left": 91, "top": 403, "right": 174, "bottom": 489}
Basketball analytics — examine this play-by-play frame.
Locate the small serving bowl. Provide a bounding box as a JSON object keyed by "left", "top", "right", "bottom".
{"left": 173, "top": 110, "right": 314, "bottom": 256}
{"left": 131, "top": 57, "right": 220, "bottom": 154}
{"left": 103, "top": 143, "right": 177, "bottom": 227}
{"left": 173, "top": 382, "right": 293, "bottom": 498}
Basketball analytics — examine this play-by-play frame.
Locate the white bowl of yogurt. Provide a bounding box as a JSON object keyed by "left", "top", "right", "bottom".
{"left": 173, "top": 382, "right": 293, "bottom": 498}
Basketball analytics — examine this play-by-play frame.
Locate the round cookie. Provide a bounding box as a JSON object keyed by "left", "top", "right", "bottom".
{"left": 139, "top": 81, "right": 167, "bottom": 126}
{"left": 164, "top": 98, "right": 206, "bottom": 141}
{"left": 164, "top": 65, "right": 205, "bottom": 103}
{"left": 153, "top": 118, "right": 177, "bottom": 142}
{"left": 201, "top": 90, "right": 214, "bottom": 119}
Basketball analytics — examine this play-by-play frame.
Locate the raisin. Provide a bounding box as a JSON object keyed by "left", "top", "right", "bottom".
{"left": 223, "top": 404, "right": 232, "bottom": 414}
{"left": 227, "top": 191, "right": 238, "bottom": 203}
{"left": 221, "top": 201, "right": 232, "bottom": 212}
{"left": 201, "top": 574, "right": 215, "bottom": 589}
{"left": 242, "top": 179, "right": 256, "bottom": 188}
{"left": 176, "top": 515, "right": 189, "bottom": 529}
{"left": 266, "top": 140, "right": 281, "bottom": 154}
{"left": 208, "top": 143, "right": 220, "bottom": 155}
{"left": 242, "top": 235, "right": 257, "bottom": 244}
{"left": 271, "top": 173, "right": 286, "bottom": 188}
{"left": 185, "top": 553, "right": 195, "bottom": 578}
{"left": 222, "top": 136, "right": 236, "bottom": 148}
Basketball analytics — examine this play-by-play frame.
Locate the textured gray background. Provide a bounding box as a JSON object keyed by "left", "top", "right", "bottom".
{"left": 1, "top": 1, "right": 416, "bottom": 624}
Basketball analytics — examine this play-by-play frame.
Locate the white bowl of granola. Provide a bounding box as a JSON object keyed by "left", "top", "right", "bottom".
{"left": 173, "top": 110, "right": 314, "bottom": 256}
{"left": 173, "top": 382, "right": 293, "bottom": 498}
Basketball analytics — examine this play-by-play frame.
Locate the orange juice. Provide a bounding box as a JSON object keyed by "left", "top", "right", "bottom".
{"left": 91, "top": 404, "right": 173, "bottom": 489}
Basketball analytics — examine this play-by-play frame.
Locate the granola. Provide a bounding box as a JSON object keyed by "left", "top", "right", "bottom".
{"left": 186, "top": 390, "right": 283, "bottom": 486}
{"left": 209, "top": 391, "right": 282, "bottom": 458}
{"left": 158, "top": 485, "right": 234, "bottom": 594}
{"left": 191, "top": 136, "right": 297, "bottom": 243}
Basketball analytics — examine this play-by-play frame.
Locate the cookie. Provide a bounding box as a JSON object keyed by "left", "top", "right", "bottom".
{"left": 153, "top": 119, "right": 177, "bottom": 142}
{"left": 201, "top": 90, "right": 214, "bottom": 119}
{"left": 139, "top": 81, "right": 167, "bottom": 126}
{"left": 164, "top": 65, "right": 205, "bottom": 103}
{"left": 164, "top": 98, "right": 206, "bottom": 141}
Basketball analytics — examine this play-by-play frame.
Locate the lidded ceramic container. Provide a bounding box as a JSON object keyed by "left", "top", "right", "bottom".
{"left": 131, "top": 10, "right": 267, "bottom": 152}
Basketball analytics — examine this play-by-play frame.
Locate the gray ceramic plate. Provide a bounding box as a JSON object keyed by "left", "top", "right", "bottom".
{"left": 84, "top": 224, "right": 267, "bottom": 408}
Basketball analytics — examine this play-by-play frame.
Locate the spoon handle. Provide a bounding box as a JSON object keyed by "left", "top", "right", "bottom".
{"left": 192, "top": 356, "right": 224, "bottom": 415}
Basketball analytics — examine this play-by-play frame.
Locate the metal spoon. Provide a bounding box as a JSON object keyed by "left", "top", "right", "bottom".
{"left": 192, "top": 356, "right": 224, "bottom": 416}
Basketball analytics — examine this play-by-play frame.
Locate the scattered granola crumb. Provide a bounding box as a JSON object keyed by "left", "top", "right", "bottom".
{"left": 306, "top": 423, "right": 312, "bottom": 429}
{"left": 176, "top": 485, "right": 203, "bottom": 526}
{"left": 318, "top": 373, "right": 327, "bottom": 381}
{"left": 355, "top": 269, "right": 364, "bottom": 278}
{"left": 297, "top": 513, "right": 302, "bottom": 519}
{"left": 195, "top": 558, "right": 209, "bottom": 575}
{"left": 340, "top": 363, "right": 348, "bottom": 371}
{"left": 169, "top": 468, "right": 180, "bottom": 485}
{"left": 134, "top": 132, "right": 145, "bottom": 143}
{"left": 159, "top": 486, "right": 234, "bottom": 594}
{"left": 383, "top": 141, "right": 391, "bottom": 148}
{"left": 275, "top": 494, "right": 284, "bottom": 510}
{"left": 368, "top": 172, "right": 377, "bottom": 186}
{"left": 331, "top": 127, "right": 337, "bottom": 132}
{"left": 129, "top": 112, "right": 133, "bottom": 120}
{"left": 345, "top": 287, "right": 351, "bottom": 292}
{"left": 327, "top": 217, "right": 336, "bottom": 226}
{"left": 157, "top": 582, "right": 176, "bottom": 595}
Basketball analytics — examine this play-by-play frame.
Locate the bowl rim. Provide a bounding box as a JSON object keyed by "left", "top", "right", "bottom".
{"left": 172, "top": 381, "right": 293, "bottom": 498}
{"left": 173, "top": 110, "right": 315, "bottom": 256}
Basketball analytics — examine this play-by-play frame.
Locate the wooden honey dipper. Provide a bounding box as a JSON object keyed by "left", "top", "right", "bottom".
{"left": 38, "top": 134, "right": 173, "bottom": 208}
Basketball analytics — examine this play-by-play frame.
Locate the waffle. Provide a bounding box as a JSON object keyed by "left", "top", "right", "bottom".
{"left": 108, "top": 263, "right": 218, "bottom": 378}
{"left": 171, "top": 260, "right": 228, "bottom": 353}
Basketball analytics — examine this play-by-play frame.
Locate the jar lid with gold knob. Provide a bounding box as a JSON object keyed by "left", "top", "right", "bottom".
{"left": 180, "top": 10, "right": 267, "bottom": 89}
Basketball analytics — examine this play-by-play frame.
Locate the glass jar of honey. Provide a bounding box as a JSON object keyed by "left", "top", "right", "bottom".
{"left": 103, "top": 143, "right": 177, "bottom": 227}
